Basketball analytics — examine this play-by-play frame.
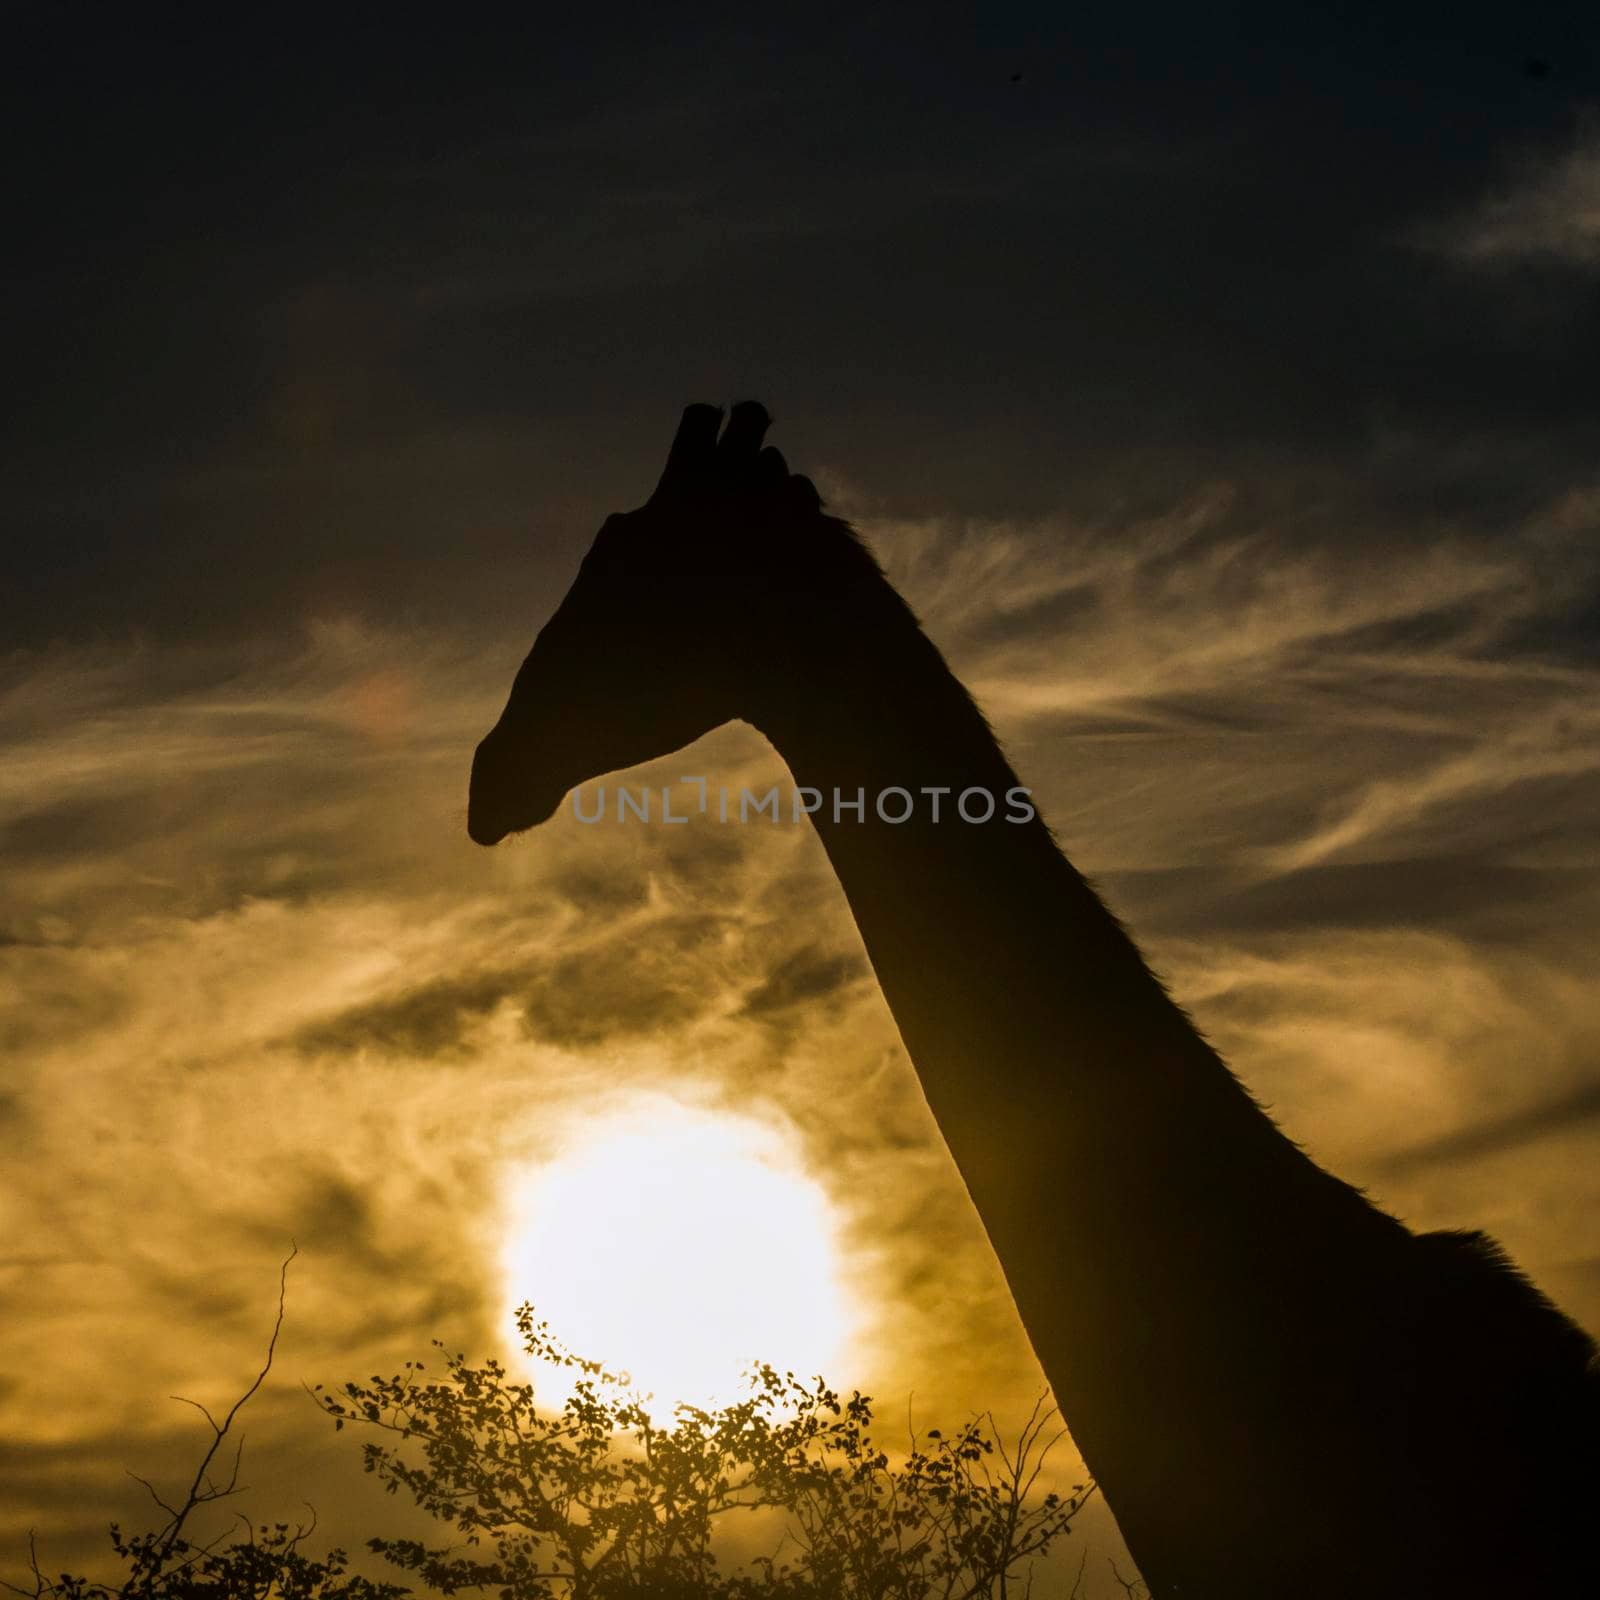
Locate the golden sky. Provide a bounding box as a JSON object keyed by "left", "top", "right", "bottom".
{"left": 4, "top": 468, "right": 1598, "bottom": 1589}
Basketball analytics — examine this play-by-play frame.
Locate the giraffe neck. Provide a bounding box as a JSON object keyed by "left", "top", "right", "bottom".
{"left": 747, "top": 589, "right": 1410, "bottom": 1591}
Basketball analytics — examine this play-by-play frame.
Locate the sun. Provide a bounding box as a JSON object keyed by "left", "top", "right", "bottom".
{"left": 500, "top": 1100, "right": 852, "bottom": 1412}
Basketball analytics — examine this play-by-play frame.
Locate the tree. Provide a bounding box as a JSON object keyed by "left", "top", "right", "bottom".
{"left": 313, "top": 1304, "right": 1089, "bottom": 1599}
{"left": 9, "top": 1279, "right": 1094, "bottom": 1600}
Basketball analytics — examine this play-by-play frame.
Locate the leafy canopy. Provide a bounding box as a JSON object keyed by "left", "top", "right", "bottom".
{"left": 12, "top": 1294, "right": 1088, "bottom": 1600}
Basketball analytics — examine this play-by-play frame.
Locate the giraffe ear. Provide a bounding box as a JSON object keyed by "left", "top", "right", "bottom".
{"left": 652, "top": 403, "right": 724, "bottom": 500}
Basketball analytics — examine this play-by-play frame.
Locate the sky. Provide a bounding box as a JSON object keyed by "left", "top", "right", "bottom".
{"left": 4, "top": 4, "right": 1599, "bottom": 1592}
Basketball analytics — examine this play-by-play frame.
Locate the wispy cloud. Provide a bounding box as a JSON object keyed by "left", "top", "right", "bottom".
{"left": 854, "top": 474, "right": 1600, "bottom": 877}
{"left": 1420, "top": 123, "right": 1600, "bottom": 269}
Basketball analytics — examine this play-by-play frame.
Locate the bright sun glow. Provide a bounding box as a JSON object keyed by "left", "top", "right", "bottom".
{"left": 502, "top": 1101, "right": 851, "bottom": 1412}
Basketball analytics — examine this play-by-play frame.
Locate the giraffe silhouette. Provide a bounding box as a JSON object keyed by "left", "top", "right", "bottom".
{"left": 468, "top": 403, "right": 1597, "bottom": 1597}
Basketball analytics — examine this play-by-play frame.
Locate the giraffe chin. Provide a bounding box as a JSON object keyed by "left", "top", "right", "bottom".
{"left": 466, "top": 789, "right": 563, "bottom": 846}
{"left": 466, "top": 737, "right": 568, "bottom": 845}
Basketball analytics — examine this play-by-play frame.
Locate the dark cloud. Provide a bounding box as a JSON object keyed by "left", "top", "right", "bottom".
{"left": 278, "top": 1171, "right": 398, "bottom": 1278}
{"left": 1105, "top": 858, "right": 1600, "bottom": 945}
{"left": 739, "top": 946, "right": 869, "bottom": 1019}
{"left": 2, "top": 790, "right": 173, "bottom": 864}
{"left": 293, "top": 970, "right": 523, "bottom": 1060}
{"left": 231, "top": 1174, "right": 489, "bottom": 1342}
{"left": 522, "top": 912, "right": 737, "bottom": 1048}
{"left": 544, "top": 865, "right": 653, "bottom": 917}
{"left": 0, "top": 951, "right": 128, "bottom": 1055}
{"left": 1379, "top": 1079, "right": 1600, "bottom": 1174}
{"left": 0, "top": 1431, "right": 157, "bottom": 1549}
{"left": 6, "top": 7, "right": 1598, "bottom": 648}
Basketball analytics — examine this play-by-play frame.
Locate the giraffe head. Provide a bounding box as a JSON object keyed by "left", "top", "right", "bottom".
{"left": 468, "top": 401, "right": 872, "bottom": 845}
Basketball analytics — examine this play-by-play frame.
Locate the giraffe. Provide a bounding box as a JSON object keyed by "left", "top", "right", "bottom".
{"left": 467, "top": 402, "right": 1597, "bottom": 1597}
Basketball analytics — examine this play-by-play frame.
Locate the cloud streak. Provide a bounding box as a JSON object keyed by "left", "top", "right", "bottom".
{"left": 1428, "top": 124, "right": 1600, "bottom": 269}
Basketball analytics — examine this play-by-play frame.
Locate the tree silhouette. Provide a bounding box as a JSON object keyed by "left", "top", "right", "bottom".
{"left": 314, "top": 1303, "right": 1088, "bottom": 1599}
{"left": 9, "top": 1285, "right": 1091, "bottom": 1600}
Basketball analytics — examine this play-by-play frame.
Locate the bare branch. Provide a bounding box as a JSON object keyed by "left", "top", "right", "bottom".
{"left": 150, "top": 1244, "right": 297, "bottom": 1564}
{"left": 124, "top": 1471, "right": 179, "bottom": 1521}
{"left": 165, "top": 1395, "right": 223, "bottom": 1436}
